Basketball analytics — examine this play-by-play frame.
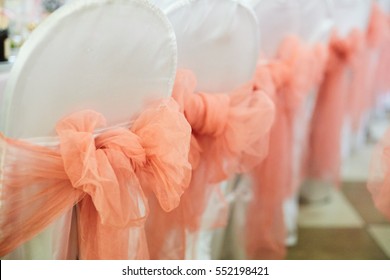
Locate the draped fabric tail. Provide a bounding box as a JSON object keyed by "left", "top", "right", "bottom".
{"left": 245, "top": 102, "right": 288, "bottom": 260}
{"left": 0, "top": 136, "right": 84, "bottom": 257}
{"left": 307, "top": 34, "right": 354, "bottom": 185}
{"left": 365, "top": 4, "right": 390, "bottom": 98}
{"left": 145, "top": 196, "right": 187, "bottom": 260}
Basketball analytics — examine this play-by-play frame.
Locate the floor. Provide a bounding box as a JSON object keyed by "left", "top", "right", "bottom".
{"left": 287, "top": 117, "right": 390, "bottom": 260}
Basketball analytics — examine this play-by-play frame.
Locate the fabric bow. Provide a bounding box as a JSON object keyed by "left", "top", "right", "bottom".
{"left": 145, "top": 69, "right": 275, "bottom": 260}
{"left": 173, "top": 69, "right": 275, "bottom": 182}
{"left": 0, "top": 99, "right": 191, "bottom": 259}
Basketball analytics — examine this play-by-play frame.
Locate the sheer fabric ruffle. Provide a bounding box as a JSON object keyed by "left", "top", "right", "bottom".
{"left": 366, "top": 5, "right": 390, "bottom": 221}
{"left": 368, "top": 4, "right": 390, "bottom": 97}
{"left": 307, "top": 30, "right": 364, "bottom": 185}
{"left": 246, "top": 37, "right": 328, "bottom": 260}
{"left": 0, "top": 99, "right": 192, "bottom": 259}
{"left": 145, "top": 69, "right": 275, "bottom": 259}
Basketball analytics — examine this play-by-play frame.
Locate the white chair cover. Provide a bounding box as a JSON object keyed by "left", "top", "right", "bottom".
{"left": 377, "top": 0, "right": 390, "bottom": 13}
{"left": 299, "top": 0, "right": 335, "bottom": 44}
{"left": 1, "top": 0, "right": 177, "bottom": 259}
{"left": 166, "top": 0, "right": 259, "bottom": 93}
{"left": 333, "top": 0, "right": 373, "bottom": 38}
{"left": 166, "top": 0, "right": 259, "bottom": 259}
{"left": 149, "top": 0, "right": 179, "bottom": 11}
{"left": 244, "top": 0, "right": 302, "bottom": 58}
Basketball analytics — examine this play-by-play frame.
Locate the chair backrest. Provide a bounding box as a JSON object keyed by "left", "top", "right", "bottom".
{"left": 0, "top": 0, "right": 177, "bottom": 139}
{"left": 299, "top": 0, "right": 335, "bottom": 44}
{"left": 149, "top": 0, "right": 179, "bottom": 11}
{"left": 332, "top": 0, "right": 373, "bottom": 38}
{"left": 166, "top": 0, "right": 259, "bottom": 92}
{"left": 377, "top": 0, "right": 390, "bottom": 13}
{"left": 248, "top": 0, "right": 301, "bottom": 58}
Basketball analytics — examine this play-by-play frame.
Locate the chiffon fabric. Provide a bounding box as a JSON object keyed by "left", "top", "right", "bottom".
{"left": 145, "top": 69, "right": 275, "bottom": 260}
{"left": 245, "top": 37, "right": 328, "bottom": 260}
{"left": 0, "top": 99, "right": 192, "bottom": 259}
{"left": 366, "top": 6, "right": 390, "bottom": 221}
{"left": 347, "top": 3, "right": 390, "bottom": 137}
{"left": 368, "top": 4, "right": 390, "bottom": 98}
{"left": 366, "top": 3, "right": 388, "bottom": 102}
{"left": 307, "top": 30, "right": 365, "bottom": 186}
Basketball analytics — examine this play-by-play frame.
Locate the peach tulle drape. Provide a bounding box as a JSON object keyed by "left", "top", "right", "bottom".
{"left": 145, "top": 69, "right": 275, "bottom": 260}
{"left": 0, "top": 99, "right": 192, "bottom": 259}
{"left": 347, "top": 3, "right": 390, "bottom": 137}
{"left": 307, "top": 30, "right": 364, "bottom": 185}
{"left": 246, "top": 37, "right": 328, "bottom": 260}
{"left": 366, "top": 4, "right": 388, "bottom": 103}
{"left": 367, "top": 5, "right": 390, "bottom": 221}
{"left": 369, "top": 4, "right": 390, "bottom": 97}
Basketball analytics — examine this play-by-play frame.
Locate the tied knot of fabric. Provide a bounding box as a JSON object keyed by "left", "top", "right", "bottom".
{"left": 268, "top": 59, "right": 303, "bottom": 117}
{"left": 184, "top": 93, "right": 230, "bottom": 137}
{"left": 330, "top": 30, "right": 363, "bottom": 65}
{"left": 55, "top": 104, "right": 191, "bottom": 228}
{"left": 265, "top": 36, "right": 312, "bottom": 115}
{"left": 171, "top": 69, "right": 230, "bottom": 137}
{"left": 271, "top": 36, "right": 310, "bottom": 96}
{"left": 56, "top": 111, "right": 148, "bottom": 229}
{"left": 268, "top": 61, "right": 292, "bottom": 94}
{"left": 173, "top": 69, "right": 275, "bottom": 182}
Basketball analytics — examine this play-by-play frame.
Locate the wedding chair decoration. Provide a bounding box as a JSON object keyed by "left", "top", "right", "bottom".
{"left": 0, "top": 0, "right": 191, "bottom": 260}
{"left": 366, "top": 1, "right": 390, "bottom": 220}
{"left": 282, "top": 0, "right": 335, "bottom": 248}
{"left": 145, "top": 0, "right": 275, "bottom": 260}
{"left": 307, "top": 0, "right": 372, "bottom": 191}
{"left": 368, "top": 1, "right": 390, "bottom": 112}
{"left": 227, "top": 0, "right": 331, "bottom": 260}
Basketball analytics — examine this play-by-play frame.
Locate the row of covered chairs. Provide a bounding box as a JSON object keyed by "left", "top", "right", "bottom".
{"left": 0, "top": 0, "right": 389, "bottom": 260}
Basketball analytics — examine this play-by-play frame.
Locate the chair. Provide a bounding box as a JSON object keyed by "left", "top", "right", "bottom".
{"left": 0, "top": 0, "right": 178, "bottom": 259}
{"left": 165, "top": 0, "right": 260, "bottom": 259}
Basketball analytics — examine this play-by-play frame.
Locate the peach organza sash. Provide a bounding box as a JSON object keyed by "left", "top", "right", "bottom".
{"left": 145, "top": 69, "right": 275, "bottom": 259}
{"left": 308, "top": 30, "right": 363, "bottom": 184}
{"left": 246, "top": 38, "right": 328, "bottom": 260}
{"left": 0, "top": 99, "right": 192, "bottom": 259}
{"left": 366, "top": 5, "right": 390, "bottom": 222}
{"left": 367, "top": 4, "right": 390, "bottom": 97}
{"left": 174, "top": 70, "right": 275, "bottom": 182}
